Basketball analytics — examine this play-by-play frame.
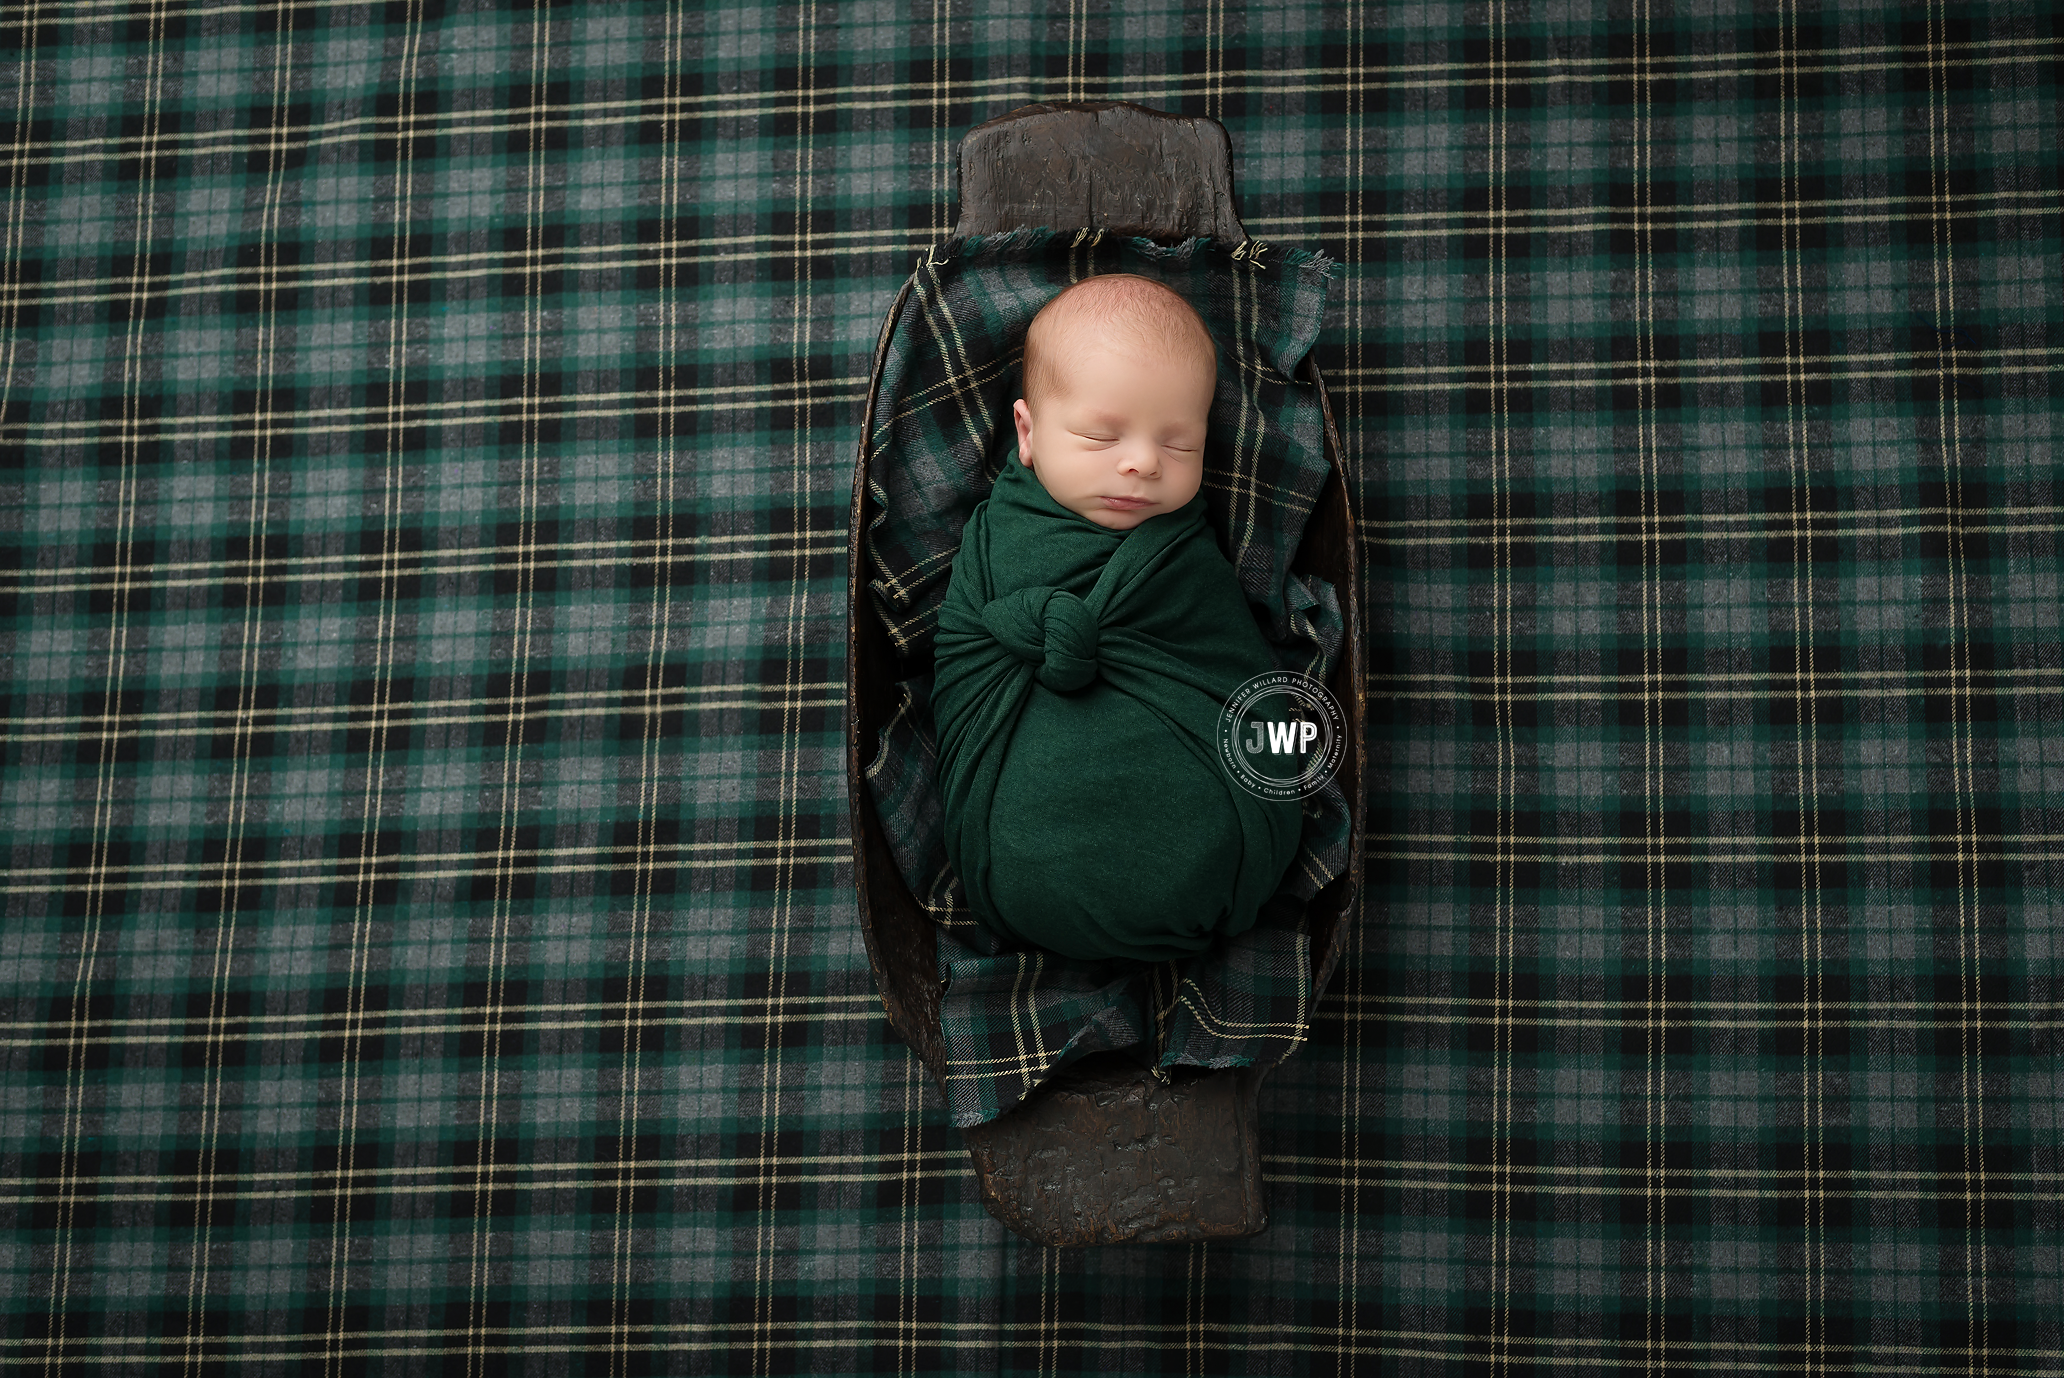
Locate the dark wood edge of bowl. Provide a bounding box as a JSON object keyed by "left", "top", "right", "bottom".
{"left": 1297, "top": 353, "right": 1365, "bottom": 1001}
{"left": 958, "top": 99, "right": 1224, "bottom": 141}
{"left": 846, "top": 275, "right": 947, "bottom": 1085}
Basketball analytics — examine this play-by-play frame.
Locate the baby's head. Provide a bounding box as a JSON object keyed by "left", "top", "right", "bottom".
{"left": 1012, "top": 274, "right": 1216, "bottom": 531}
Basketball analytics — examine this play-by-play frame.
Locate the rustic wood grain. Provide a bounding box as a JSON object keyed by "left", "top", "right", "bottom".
{"left": 953, "top": 102, "right": 1246, "bottom": 244}
{"left": 962, "top": 1059, "right": 1268, "bottom": 1246}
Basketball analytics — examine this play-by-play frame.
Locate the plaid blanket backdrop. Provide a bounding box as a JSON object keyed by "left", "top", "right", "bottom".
{"left": 0, "top": 0, "right": 2058, "bottom": 1373}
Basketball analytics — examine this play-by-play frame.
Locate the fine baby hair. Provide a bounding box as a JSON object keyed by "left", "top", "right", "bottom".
{"left": 1020, "top": 272, "right": 1218, "bottom": 407}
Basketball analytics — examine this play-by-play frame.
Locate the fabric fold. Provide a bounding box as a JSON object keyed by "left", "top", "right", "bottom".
{"left": 981, "top": 585, "right": 1101, "bottom": 691}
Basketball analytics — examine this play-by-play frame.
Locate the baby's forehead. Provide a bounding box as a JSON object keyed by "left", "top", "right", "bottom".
{"left": 1045, "top": 323, "right": 1195, "bottom": 368}
{"left": 1041, "top": 305, "right": 1214, "bottom": 368}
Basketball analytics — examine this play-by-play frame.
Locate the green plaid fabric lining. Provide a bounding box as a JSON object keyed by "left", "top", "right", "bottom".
{"left": 1, "top": 0, "right": 2060, "bottom": 1372}
{"left": 860, "top": 229, "right": 1350, "bottom": 1127}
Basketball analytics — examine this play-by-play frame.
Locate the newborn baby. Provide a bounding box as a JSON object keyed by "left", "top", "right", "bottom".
{"left": 929, "top": 273, "right": 1303, "bottom": 964}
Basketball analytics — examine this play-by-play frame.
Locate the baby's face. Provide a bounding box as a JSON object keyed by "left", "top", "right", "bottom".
{"left": 1012, "top": 339, "right": 1212, "bottom": 531}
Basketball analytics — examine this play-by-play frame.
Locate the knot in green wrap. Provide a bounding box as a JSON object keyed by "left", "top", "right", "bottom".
{"left": 982, "top": 587, "right": 1099, "bottom": 692}
{"left": 930, "top": 460, "right": 1303, "bottom": 964}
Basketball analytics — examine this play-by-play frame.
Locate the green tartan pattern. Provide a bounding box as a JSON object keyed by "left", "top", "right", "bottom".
{"left": 0, "top": 1, "right": 2059, "bottom": 1375}
{"left": 860, "top": 229, "right": 1349, "bottom": 1127}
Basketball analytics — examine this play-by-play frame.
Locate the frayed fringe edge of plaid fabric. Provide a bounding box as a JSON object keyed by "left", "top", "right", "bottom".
{"left": 920, "top": 225, "right": 1339, "bottom": 282}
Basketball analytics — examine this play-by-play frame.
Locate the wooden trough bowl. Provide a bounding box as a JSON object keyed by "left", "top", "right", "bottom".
{"left": 845, "top": 101, "right": 1364, "bottom": 1247}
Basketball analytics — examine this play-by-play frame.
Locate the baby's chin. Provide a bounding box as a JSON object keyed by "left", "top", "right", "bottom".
{"left": 1076, "top": 504, "right": 1156, "bottom": 530}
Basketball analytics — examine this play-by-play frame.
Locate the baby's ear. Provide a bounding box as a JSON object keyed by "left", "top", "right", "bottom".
{"left": 1011, "top": 398, "right": 1034, "bottom": 465}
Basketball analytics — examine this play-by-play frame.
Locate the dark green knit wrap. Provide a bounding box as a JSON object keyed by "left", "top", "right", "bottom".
{"left": 931, "top": 458, "right": 1303, "bottom": 963}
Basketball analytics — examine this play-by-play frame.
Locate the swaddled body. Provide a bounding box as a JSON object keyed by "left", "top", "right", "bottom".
{"left": 929, "top": 274, "right": 1303, "bottom": 963}
{"left": 932, "top": 461, "right": 1301, "bottom": 961}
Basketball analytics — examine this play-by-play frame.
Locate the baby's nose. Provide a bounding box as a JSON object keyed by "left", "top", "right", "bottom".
{"left": 1118, "top": 444, "right": 1160, "bottom": 477}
